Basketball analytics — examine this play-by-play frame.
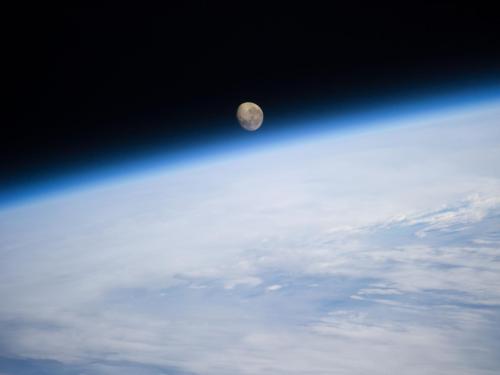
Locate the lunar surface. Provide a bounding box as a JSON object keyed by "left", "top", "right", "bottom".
{"left": 1, "top": 96, "right": 500, "bottom": 374}
{"left": 237, "top": 102, "right": 263, "bottom": 131}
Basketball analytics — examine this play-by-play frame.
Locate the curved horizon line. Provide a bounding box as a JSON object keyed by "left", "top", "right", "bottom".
{"left": 1, "top": 82, "right": 500, "bottom": 210}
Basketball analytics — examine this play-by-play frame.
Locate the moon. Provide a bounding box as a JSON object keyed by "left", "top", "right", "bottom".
{"left": 237, "top": 102, "right": 263, "bottom": 131}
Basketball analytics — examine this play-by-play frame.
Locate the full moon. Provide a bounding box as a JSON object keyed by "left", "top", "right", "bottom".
{"left": 236, "top": 102, "right": 263, "bottom": 131}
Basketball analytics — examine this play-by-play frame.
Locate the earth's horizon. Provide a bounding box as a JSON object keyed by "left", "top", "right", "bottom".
{"left": 1, "top": 96, "right": 500, "bottom": 374}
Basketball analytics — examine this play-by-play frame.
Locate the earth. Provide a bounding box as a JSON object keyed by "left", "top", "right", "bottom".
{"left": 1, "top": 98, "right": 500, "bottom": 374}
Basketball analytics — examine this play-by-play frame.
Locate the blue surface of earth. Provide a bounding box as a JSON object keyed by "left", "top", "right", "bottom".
{"left": 1, "top": 97, "right": 500, "bottom": 374}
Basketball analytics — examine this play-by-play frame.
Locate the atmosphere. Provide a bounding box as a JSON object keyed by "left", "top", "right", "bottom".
{"left": 2, "top": 84, "right": 500, "bottom": 208}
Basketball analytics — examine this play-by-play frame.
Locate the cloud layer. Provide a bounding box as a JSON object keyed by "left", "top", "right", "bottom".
{"left": 1, "top": 102, "right": 500, "bottom": 374}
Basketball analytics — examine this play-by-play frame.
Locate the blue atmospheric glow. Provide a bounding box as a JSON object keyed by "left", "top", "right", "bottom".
{"left": 1, "top": 84, "right": 500, "bottom": 373}
{"left": 1, "top": 83, "right": 500, "bottom": 209}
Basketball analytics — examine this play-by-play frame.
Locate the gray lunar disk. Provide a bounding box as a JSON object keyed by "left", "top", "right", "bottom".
{"left": 237, "top": 102, "right": 264, "bottom": 131}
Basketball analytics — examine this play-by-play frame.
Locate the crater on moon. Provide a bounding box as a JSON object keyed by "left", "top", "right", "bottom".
{"left": 237, "top": 102, "right": 263, "bottom": 131}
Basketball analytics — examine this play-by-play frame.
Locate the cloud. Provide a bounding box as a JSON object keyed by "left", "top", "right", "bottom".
{"left": 266, "top": 284, "right": 283, "bottom": 291}
{"left": 0, "top": 101, "right": 500, "bottom": 374}
{"left": 0, "top": 357, "right": 198, "bottom": 375}
{"left": 390, "top": 194, "right": 500, "bottom": 238}
{"left": 223, "top": 276, "right": 262, "bottom": 289}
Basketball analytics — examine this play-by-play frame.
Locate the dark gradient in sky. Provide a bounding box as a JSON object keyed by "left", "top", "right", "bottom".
{"left": 4, "top": 3, "right": 500, "bottom": 189}
{"left": 2, "top": 84, "right": 499, "bottom": 209}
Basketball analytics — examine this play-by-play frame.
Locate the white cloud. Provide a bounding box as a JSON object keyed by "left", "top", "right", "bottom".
{"left": 0, "top": 100, "right": 500, "bottom": 374}
{"left": 223, "top": 276, "right": 262, "bottom": 290}
{"left": 266, "top": 284, "right": 282, "bottom": 291}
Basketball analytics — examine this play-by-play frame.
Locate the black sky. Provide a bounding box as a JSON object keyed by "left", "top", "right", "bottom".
{"left": 4, "top": 3, "right": 500, "bottom": 189}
